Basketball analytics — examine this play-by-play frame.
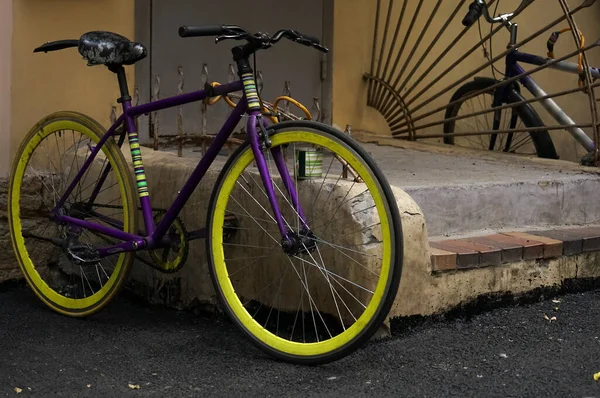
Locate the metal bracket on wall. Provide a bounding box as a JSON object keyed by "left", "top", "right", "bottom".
{"left": 151, "top": 74, "right": 161, "bottom": 150}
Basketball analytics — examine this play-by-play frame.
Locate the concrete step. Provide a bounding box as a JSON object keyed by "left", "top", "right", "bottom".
{"left": 357, "top": 139, "right": 600, "bottom": 238}
{"left": 114, "top": 144, "right": 600, "bottom": 320}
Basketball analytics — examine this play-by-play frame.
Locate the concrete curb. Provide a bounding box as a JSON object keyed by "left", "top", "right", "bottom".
{"left": 3, "top": 145, "right": 599, "bottom": 326}
{"left": 126, "top": 148, "right": 435, "bottom": 315}
{"left": 351, "top": 130, "right": 600, "bottom": 176}
{"left": 127, "top": 148, "right": 600, "bottom": 323}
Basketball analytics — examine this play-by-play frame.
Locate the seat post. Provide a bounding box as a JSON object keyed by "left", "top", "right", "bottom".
{"left": 109, "top": 65, "right": 131, "bottom": 103}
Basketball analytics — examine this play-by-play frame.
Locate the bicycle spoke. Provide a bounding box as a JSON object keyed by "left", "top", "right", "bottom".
{"left": 292, "top": 254, "right": 374, "bottom": 296}
{"left": 310, "top": 203, "right": 376, "bottom": 232}
{"left": 24, "top": 166, "right": 57, "bottom": 212}
{"left": 263, "top": 266, "right": 290, "bottom": 330}
{"left": 226, "top": 210, "right": 278, "bottom": 226}
{"left": 223, "top": 242, "right": 277, "bottom": 249}
{"left": 228, "top": 195, "right": 280, "bottom": 245}
{"left": 227, "top": 247, "right": 279, "bottom": 277}
{"left": 310, "top": 149, "right": 336, "bottom": 218}
{"left": 309, "top": 189, "right": 371, "bottom": 227}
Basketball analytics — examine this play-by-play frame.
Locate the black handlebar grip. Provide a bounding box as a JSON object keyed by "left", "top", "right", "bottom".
{"left": 179, "top": 25, "right": 226, "bottom": 38}
{"left": 290, "top": 30, "right": 320, "bottom": 45}
{"left": 300, "top": 33, "right": 320, "bottom": 45}
{"left": 462, "top": 2, "right": 483, "bottom": 27}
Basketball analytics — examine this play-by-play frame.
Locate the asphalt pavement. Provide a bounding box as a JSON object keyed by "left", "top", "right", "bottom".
{"left": 1, "top": 280, "right": 600, "bottom": 397}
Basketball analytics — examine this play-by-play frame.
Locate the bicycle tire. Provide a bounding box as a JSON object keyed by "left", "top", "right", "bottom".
{"left": 443, "top": 77, "right": 558, "bottom": 159}
{"left": 8, "top": 111, "right": 138, "bottom": 317}
{"left": 206, "top": 120, "right": 403, "bottom": 365}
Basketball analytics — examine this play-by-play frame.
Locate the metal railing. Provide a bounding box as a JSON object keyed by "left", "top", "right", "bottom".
{"left": 364, "top": 0, "right": 600, "bottom": 163}
{"left": 118, "top": 65, "right": 325, "bottom": 158}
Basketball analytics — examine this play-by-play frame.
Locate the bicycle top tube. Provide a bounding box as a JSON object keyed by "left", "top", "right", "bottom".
{"left": 127, "top": 80, "right": 244, "bottom": 118}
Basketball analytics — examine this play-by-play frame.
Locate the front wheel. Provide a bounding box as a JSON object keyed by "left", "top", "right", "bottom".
{"left": 206, "top": 121, "right": 403, "bottom": 365}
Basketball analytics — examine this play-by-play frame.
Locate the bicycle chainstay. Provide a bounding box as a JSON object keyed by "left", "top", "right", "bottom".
{"left": 87, "top": 203, "right": 189, "bottom": 274}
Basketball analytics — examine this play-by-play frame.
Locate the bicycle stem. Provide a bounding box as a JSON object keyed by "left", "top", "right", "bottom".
{"left": 474, "top": 0, "right": 533, "bottom": 25}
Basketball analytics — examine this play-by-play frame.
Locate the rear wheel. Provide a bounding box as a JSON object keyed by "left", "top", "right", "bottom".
{"left": 8, "top": 112, "right": 138, "bottom": 317}
{"left": 206, "top": 121, "right": 403, "bottom": 365}
{"left": 444, "top": 77, "right": 558, "bottom": 159}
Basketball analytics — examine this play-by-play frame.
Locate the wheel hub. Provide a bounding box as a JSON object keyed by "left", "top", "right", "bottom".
{"left": 281, "top": 229, "right": 317, "bottom": 256}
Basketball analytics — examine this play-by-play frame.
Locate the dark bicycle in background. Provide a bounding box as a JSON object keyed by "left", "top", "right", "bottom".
{"left": 445, "top": 0, "right": 599, "bottom": 162}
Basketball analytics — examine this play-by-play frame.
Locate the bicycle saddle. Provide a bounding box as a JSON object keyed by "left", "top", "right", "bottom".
{"left": 34, "top": 31, "right": 147, "bottom": 67}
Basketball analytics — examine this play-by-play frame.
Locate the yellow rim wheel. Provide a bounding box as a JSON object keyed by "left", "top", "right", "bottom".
{"left": 8, "top": 112, "right": 137, "bottom": 317}
{"left": 207, "top": 124, "right": 401, "bottom": 363}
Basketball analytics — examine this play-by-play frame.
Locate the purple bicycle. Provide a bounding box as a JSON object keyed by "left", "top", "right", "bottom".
{"left": 8, "top": 25, "right": 403, "bottom": 364}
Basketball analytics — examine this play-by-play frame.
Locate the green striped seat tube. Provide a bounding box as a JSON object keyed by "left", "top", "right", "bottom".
{"left": 128, "top": 132, "right": 149, "bottom": 197}
{"left": 241, "top": 72, "right": 261, "bottom": 111}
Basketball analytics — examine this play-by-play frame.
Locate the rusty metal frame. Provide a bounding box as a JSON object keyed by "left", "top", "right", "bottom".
{"left": 557, "top": 0, "right": 600, "bottom": 162}
{"left": 392, "top": 40, "right": 600, "bottom": 133}
{"left": 363, "top": 73, "right": 416, "bottom": 140}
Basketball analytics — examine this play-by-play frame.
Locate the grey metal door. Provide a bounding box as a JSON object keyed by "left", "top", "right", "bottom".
{"left": 136, "top": 0, "right": 329, "bottom": 142}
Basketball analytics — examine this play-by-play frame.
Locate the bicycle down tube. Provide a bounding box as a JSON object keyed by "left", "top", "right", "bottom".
{"left": 53, "top": 79, "right": 303, "bottom": 256}
{"left": 506, "top": 51, "right": 599, "bottom": 152}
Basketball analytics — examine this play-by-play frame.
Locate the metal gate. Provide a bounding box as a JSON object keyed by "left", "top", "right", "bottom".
{"left": 135, "top": 0, "right": 332, "bottom": 145}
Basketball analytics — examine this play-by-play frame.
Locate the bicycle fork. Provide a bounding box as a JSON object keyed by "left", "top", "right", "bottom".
{"left": 246, "top": 113, "right": 314, "bottom": 254}
{"left": 237, "top": 59, "right": 314, "bottom": 254}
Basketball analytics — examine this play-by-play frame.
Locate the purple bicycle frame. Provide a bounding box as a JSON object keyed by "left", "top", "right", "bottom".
{"left": 52, "top": 80, "right": 304, "bottom": 258}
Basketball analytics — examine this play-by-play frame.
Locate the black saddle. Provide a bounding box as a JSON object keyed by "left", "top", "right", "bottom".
{"left": 34, "top": 31, "right": 147, "bottom": 67}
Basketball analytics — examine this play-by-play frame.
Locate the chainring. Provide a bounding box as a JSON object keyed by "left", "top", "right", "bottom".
{"left": 146, "top": 210, "right": 189, "bottom": 274}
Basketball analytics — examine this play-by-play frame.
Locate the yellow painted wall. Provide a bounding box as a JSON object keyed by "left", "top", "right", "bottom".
{"left": 332, "top": 0, "right": 390, "bottom": 134}
{"left": 11, "top": 0, "right": 135, "bottom": 162}
{"left": 0, "top": 0, "right": 13, "bottom": 177}
{"left": 9, "top": 1, "right": 599, "bottom": 163}
{"left": 332, "top": 0, "right": 600, "bottom": 162}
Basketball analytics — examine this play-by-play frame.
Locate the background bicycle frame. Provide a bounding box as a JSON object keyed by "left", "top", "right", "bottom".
{"left": 50, "top": 79, "right": 301, "bottom": 259}
{"left": 504, "top": 50, "right": 600, "bottom": 152}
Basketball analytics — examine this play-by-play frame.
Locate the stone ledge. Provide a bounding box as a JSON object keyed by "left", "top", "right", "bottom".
{"left": 82, "top": 150, "right": 600, "bottom": 321}
{"left": 0, "top": 175, "right": 52, "bottom": 281}
{"left": 402, "top": 249, "right": 600, "bottom": 318}
{"left": 4, "top": 147, "right": 600, "bottom": 326}
{"left": 129, "top": 148, "right": 433, "bottom": 319}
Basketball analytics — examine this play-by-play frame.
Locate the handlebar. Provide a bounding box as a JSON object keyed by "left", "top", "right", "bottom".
{"left": 179, "top": 25, "right": 226, "bottom": 38}
{"left": 461, "top": 0, "right": 535, "bottom": 27}
{"left": 178, "top": 24, "right": 328, "bottom": 53}
{"left": 461, "top": 2, "right": 484, "bottom": 27}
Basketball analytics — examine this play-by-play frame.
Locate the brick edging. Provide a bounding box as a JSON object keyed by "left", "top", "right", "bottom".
{"left": 429, "top": 227, "right": 600, "bottom": 272}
